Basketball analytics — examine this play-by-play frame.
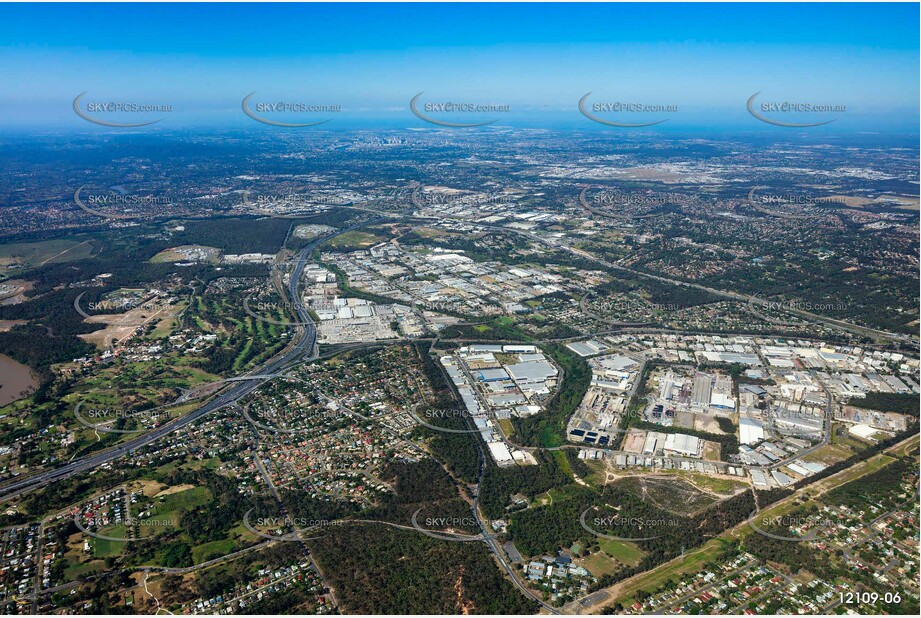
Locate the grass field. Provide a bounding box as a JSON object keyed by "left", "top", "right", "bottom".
{"left": 93, "top": 524, "right": 129, "bottom": 557}
{"left": 552, "top": 450, "right": 572, "bottom": 477}
{"left": 604, "top": 538, "right": 729, "bottom": 608}
{"left": 601, "top": 438, "right": 915, "bottom": 612}
{"left": 66, "top": 361, "right": 220, "bottom": 439}
{"left": 64, "top": 558, "right": 106, "bottom": 580}
{"left": 581, "top": 459, "right": 607, "bottom": 486}
{"left": 146, "top": 485, "right": 211, "bottom": 526}
{"left": 411, "top": 227, "right": 450, "bottom": 239}
{"left": 680, "top": 471, "right": 750, "bottom": 495}
{"left": 0, "top": 238, "right": 95, "bottom": 273}
{"left": 534, "top": 483, "right": 582, "bottom": 507}
{"left": 185, "top": 457, "right": 221, "bottom": 471}
{"left": 580, "top": 552, "right": 621, "bottom": 577}
{"left": 192, "top": 538, "right": 236, "bottom": 564}
{"left": 800, "top": 442, "right": 855, "bottom": 466}
{"left": 149, "top": 245, "right": 220, "bottom": 264}
{"left": 325, "top": 230, "right": 382, "bottom": 249}
{"left": 809, "top": 452, "right": 894, "bottom": 491}
{"left": 830, "top": 424, "right": 875, "bottom": 452}
{"left": 600, "top": 538, "right": 645, "bottom": 566}
{"left": 148, "top": 300, "right": 188, "bottom": 338}
{"left": 131, "top": 485, "right": 212, "bottom": 544}
{"left": 497, "top": 418, "right": 515, "bottom": 438}
{"left": 228, "top": 521, "right": 260, "bottom": 544}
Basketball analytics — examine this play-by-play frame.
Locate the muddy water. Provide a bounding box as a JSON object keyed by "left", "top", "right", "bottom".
{"left": 0, "top": 354, "right": 37, "bottom": 406}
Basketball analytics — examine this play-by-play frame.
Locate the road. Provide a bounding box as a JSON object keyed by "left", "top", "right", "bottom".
{"left": 34, "top": 216, "right": 866, "bottom": 478}
{"left": 3, "top": 201, "right": 914, "bottom": 612}
{"left": 495, "top": 222, "right": 912, "bottom": 346}
{"left": 137, "top": 541, "right": 275, "bottom": 575}
{"left": 0, "top": 227, "right": 340, "bottom": 502}
{"left": 640, "top": 558, "right": 758, "bottom": 615}
{"left": 566, "top": 432, "right": 920, "bottom": 614}
{"left": 471, "top": 440, "right": 560, "bottom": 615}
{"left": 416, "top": 334, "right": 559, "bottom": 613}
{"left": 343, "top": 200, "right": 917, "bottom": 348}
{"left": 330, "top": 200, "right": 916, "bottom": 349}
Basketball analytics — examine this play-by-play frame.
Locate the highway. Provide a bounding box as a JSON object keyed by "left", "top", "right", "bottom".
{"left": 342, "top": 201, "right": 916, "bottom": 347}
{"left": 0, "top": 229, "right": 334, "bottom": 502}
{"left": 8, "top": 202, "right": 865, "bottom": 501}
{"left": 490, "top": 222, "right": 914, "bottom": 346}
{"left": 0, "top": 215, "right": 393, "bottom": 502}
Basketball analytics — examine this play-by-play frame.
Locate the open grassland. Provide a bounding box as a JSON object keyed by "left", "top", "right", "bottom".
{"left": 0, "top": 238, "right": 95, "bottom": 273}
{"left": 599, "top": 538, "right": 645, "bottom": 566}
{"left": 615, "top": 475, "right": 719, "bottom": 516}
{"left": 324, "top": 230, "right": 382, "bottom": 249}
{"left": 593, "top": 435, "right": 917, "bottom": 614}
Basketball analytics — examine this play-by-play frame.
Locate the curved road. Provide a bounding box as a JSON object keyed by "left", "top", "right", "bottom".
{"left": 0, "top": 227, "right": 349, "bottom": 502}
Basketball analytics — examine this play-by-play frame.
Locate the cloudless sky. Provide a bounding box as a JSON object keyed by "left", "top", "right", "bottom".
{"left": 1, "top": 2, "right": 918, "bottom": 130}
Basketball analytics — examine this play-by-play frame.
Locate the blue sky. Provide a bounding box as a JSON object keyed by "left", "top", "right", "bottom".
{"left": 1, "top": 2, "right": 918, "bottom": 130}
